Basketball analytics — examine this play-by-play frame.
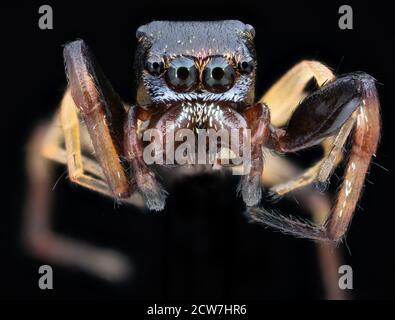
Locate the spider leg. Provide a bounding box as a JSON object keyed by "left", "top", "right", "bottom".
{"left": 23, "top": 124, "right": 134, "bottom": 282}
{"left": 261, "top": 60, "right": 346, "bottom": 195}
{"left": 65, "top": 40, "right": 166, "bottom": 210}
{"left": 59, "top": 90, "right": 120, "bottom": 196}
{"left": 253, "top": 72, "right": 380, "bottom": 241}
{"left": 45, "top": 90, "right": 143, "bottom": 206}
{"left": 262, "top": 152, "right": 348, "bottom": 300}
{"left": 42, "top": 109, "right": 105, "bottom": 182}
{"left": 270, "top": 116, "right": 355, "bottom": 197}
{"left": 261, "top": 60, "right": 335, "bottom": 126}
{"left": 63, "top": 40, "right": 131, "bottom": 199}
{"left": 22, "top": 40, "right": 149, "bottom": 282}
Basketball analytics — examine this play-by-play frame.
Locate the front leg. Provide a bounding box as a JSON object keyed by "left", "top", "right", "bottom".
{"left": 270, "top": 72, "right": 379, "bottom": 153}
{"left": 124, "top": 106, "right": 167, "bottom": 211}
{"left": 254, "top": 72, "right": 381, "bottom": 241}
{"left": 64, "top": 40, "right": 130, "bottom": 198}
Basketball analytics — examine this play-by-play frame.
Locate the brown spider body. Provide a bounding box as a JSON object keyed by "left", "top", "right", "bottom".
{"left": 25, "top": 22, "right": 381, "bottom": 285}
{"left": 61, "top": 21, "right": 381, "bottom": 241}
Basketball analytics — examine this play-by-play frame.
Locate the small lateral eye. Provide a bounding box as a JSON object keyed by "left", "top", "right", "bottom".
{"left": 146, "top": 58, "right": 164, "bottom": 76}
{"left": 239, "top": 58, "right": 254, "bottom": 74}
{"left": 165, "top": 56, "right": 198, "bottom": 92}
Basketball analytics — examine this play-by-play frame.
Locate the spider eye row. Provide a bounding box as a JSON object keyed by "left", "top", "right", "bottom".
{"left": 145, "top": 56, "right": 254, "bottom": 93}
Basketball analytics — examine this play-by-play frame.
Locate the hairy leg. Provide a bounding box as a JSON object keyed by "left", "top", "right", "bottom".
{"left": 60, "top": 90, "right": 119, "bottom": 196}
{"left": 64, "top": 40, "right": 130, "bottom": 198}
{"left": 262, "top": 152, "right": 348, "bottom": 299}
{"left": 261, "top": 60, "right": 347, "bottom": 195}
{"left": 43, "top": 90, "right": 144, "bottom": 206}
{"left": 253, "top": 72, "right": 380, "bottom": 241}
{"left": 270, "top": 116, "right": 355, "bottom": 197}
{"left": 64, "top": 39, "right": 167, "bottom": 211}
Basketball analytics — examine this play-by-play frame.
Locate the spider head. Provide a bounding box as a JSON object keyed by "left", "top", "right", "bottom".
{"left": 135, "top": 20, "right": 257, "bottom": 108}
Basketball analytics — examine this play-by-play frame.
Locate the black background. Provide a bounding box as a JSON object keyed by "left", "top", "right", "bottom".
{"left": 1, "top": 0, "right": 393, "bottom": 301}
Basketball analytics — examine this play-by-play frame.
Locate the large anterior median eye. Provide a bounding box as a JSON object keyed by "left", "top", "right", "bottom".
{"left": 203, "top": 57, "right": 236, "bottom": 93}
{"left": 165, "top": 57, "right": 198, "bottom": 92}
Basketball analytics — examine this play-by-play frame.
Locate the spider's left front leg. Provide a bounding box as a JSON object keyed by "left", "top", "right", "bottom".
{"left": 253, "top": 72, "right": 381, "bottom": 241}
{"left": 65, "top": 40, "right": 166, "bottom": 211}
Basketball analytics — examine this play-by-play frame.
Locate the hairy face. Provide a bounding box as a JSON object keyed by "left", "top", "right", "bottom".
{"left": 135, "top": 21, "right": 257, "bottom": 107}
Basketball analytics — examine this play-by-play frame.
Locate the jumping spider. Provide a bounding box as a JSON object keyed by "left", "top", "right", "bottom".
{"left": 25, "top": 21, "right": 380, "bottom": 276}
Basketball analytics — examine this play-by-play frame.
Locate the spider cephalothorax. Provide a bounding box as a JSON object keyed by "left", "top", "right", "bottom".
{"left": 135, "top": 21, "right": 257, "bottom": 106}
{"left": 132, "top": 21, "right": 260, "bottom": 161}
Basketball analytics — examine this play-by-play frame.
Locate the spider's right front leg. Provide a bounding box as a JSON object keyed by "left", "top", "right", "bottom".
{"left": 255, "top": 72, "right": 381, "bottom": 241}
{"left": 260, "top": 60, "right": 344, "bottom": 197}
